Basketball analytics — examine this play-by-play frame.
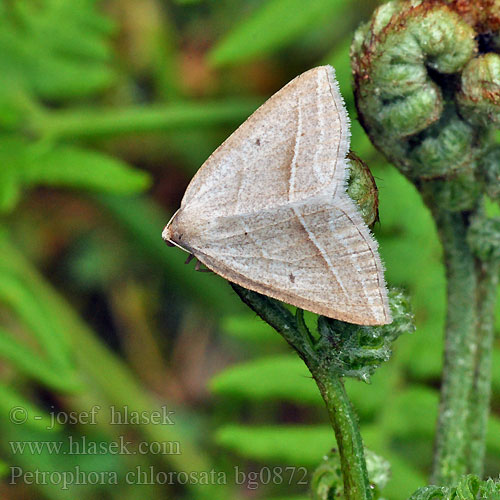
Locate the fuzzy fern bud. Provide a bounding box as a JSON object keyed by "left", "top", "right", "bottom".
{"left": 457, "top": 53, "right": 500, "bottom": 127}
{"left": 351, "top": 0, "right": 499, "bottom": 209}
{"left": 347, "top": 151, "right": 379, "bottom": 228}
{"left": 409, "top": 474, "right": 500, "bottom": 499}
{"left": 467, "top": 214, "right": 500, "bottom": 262}
{"left": 478, "top": 146, "right": 500, "bottom": 202}
{"left": 310, "top": 448, "right": 390, "bottom": 500}
{"left": 316, "top": 289, "right": 414, "bottom": 381}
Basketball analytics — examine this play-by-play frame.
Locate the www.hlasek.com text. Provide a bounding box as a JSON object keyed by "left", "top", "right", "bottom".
{"left": 9, "top": 436, "right": 181, "bottom": 456}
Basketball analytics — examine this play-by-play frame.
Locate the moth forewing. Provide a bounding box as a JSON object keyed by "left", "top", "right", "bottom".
{"left": 162, "top": 65, "right": 391, "bottom": 326}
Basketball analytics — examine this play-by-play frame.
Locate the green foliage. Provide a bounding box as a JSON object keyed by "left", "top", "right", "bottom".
{"left": 310, "top": 449, "right": 390, "bottom": 500}
{"left": 316, "top": 288, "right": 413, "bottom": 381}
{"left": 208, "top": 0, "right": 347, "bottom": 66}
{"left": 0, "top": 234, "right": 217, "bottom": 498}
{"left": 375, "top": 165, "right": 447, "bottom": 382}
{"left": 478, "top": 146, "right": 500, "bottom": 202}
{"left": 351, "top": 1, "right": 483, "bottom": 181}
{"left": 268, "top": 497, "right": 308, "bottom": 500}
{"left": 352, "top": 0, "right": 500, "bottom": 488}
{"left": 0, "top": 384, "right": 53, "bottom": 431}
{"left": 97, "top": 194, "right": 239, "bottom": 311}
{"left": 210, "top": 355, "right": 322, "bottom": 405}
{"left": 424, "top": 171, "right": 482, "bottom": 212}
{"left": 0, "top": 1, "right": 151, "bottom": 214}
{"left": 0, "top": 137, "right": 151, "bottom": 212}
{"left": 467, "top": 214, "right": 500, "bottom": 262}
{"left": 221, "top": 314, "right": 283, "bottom": 345}
{"left": 268, "top": 497, "right": 309, "bottom": 500}
{"left": 36, "top": 99, "right": 260, "bottom": 140}
{"left": 0, "top": 260, "right": 80, "bottom": 392}
{"left": 409, "top": 475, "right": 500, "bottom": 499}
{"left": 347, "top": 152, "right": 379, "bottom": 227}
{"left": 0, "top": 0, "right": 114, "bottom": 100}
{"left": 0, "top": 1, "right": 498, "bottom": 499}
{"left": 458, "top": 53, "right": 500, "bottom": 128}
{"left": 215, "top": 424, "right": 333, "bottom": 466}
{"left": 211, "top": 162, "right": 500, "bottom": 499}
{"left": 22, "top": 144, "right": 151, "bottom": 193}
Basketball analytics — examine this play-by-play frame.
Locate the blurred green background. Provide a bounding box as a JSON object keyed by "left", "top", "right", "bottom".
{"left": 0, "top": 1, "right": 499, "bottom": 499}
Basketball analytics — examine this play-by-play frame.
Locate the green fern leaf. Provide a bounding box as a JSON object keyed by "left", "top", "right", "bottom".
{"left": 210, "top": 355, "right": 322, "bottom": 405}
{"left": 215, "top": 424, "right": 333, "bottom": 466}
{"left": 22, "top": 144, "right": 151, "bottom": 194}
{"left": 409, "top": 475, "right": 500, "bottom": 499}
{"left": 208, "top": 0, "right": 346, "bottom": 66}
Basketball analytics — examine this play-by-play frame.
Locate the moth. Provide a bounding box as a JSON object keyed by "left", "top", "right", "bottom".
{"left": 163, "top": 65, "right": 391, "bottom": 325}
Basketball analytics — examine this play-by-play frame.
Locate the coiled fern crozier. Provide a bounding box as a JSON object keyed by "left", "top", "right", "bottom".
{"left": 351, "top": 0, "right": 500, "bottom": 488}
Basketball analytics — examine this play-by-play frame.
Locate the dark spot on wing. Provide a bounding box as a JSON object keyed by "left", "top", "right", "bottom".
{"left": 255, "top": 138, "right": 261, "bottom": 146}
{"left": 289, "top": 273, "right": 295, "bottom": 283}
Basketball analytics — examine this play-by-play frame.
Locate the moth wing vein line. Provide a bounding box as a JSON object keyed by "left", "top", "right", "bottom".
{"left": 292, "top": 205, "right": 349, "bottom": 296}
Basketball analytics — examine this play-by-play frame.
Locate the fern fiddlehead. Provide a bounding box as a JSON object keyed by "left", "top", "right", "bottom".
{"left": 351, "top": 0, "right": 500, "bottom": 485}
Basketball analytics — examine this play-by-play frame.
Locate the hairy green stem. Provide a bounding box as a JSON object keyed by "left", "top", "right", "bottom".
{"left": 467, "top": 259, "right": 500, "bottom": 476}
{"left": 230, "top": 283, "right": 372, "bottom": 499}
{"left": 30, "top": 100, "right": 259, "bottom": 140}
{"left": 314, "top": 372, "right": 373, "bottom": 500}
{"left": 428, "top": 203, "right": 478, "bottom": 485}
{"left": 350, "top": 0, "right": 500, "bottom": 488}
{"left": 230, "top": 284, "right": 315, "bottom": 364}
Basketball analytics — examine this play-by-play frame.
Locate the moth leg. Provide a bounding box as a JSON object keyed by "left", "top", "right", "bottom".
{"left": 195, "top": 260, "right": 212, "bottom": 273}
{"left": 185, "top": 254, "right": 195, "bottom": 265}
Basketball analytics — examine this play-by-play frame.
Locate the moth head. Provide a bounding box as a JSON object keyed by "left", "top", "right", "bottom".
{"left": 162, "top": 209, "right": 185, "bottom": 249}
